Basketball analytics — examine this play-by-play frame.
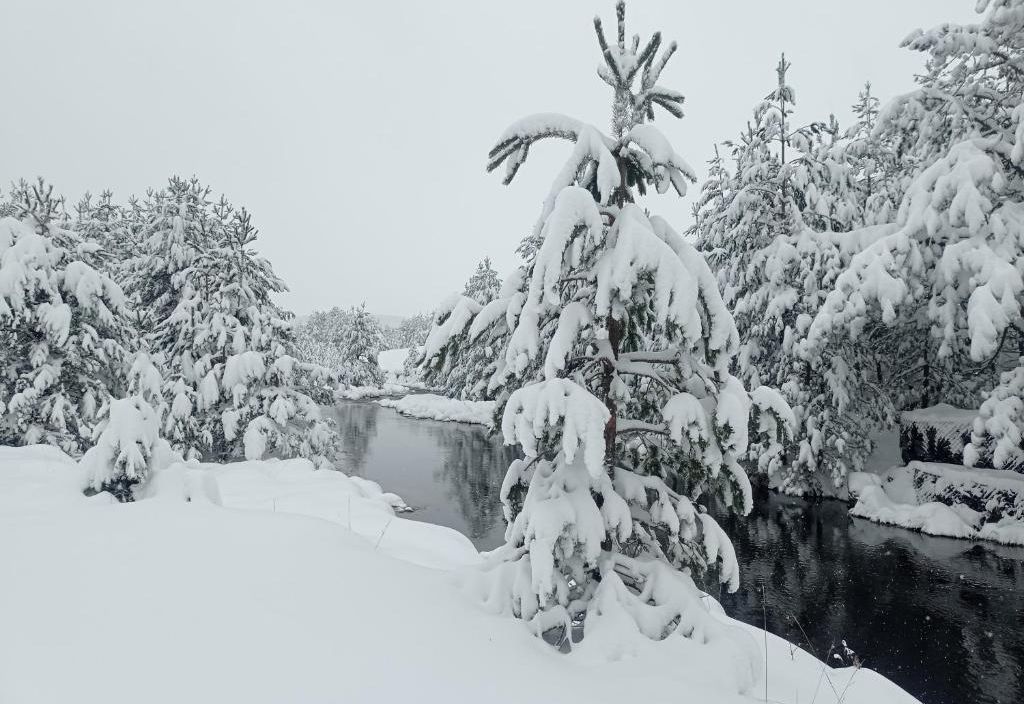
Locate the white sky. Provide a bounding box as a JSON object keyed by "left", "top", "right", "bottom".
{"left": 1, "top": 0, "right": 977, "bottom": 316}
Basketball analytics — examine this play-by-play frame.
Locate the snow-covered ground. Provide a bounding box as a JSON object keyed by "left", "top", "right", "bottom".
{"left": 377, "top": 347, "right": 412, "bottom": 376}
{"left": 0, "top": 445, "right": 919, "bottom": 704}
{"left": 377, "top": 393, "right": 496, "bottom": 426}
{"left": 849, "top": 462, "right": 1024, "bottom": 546}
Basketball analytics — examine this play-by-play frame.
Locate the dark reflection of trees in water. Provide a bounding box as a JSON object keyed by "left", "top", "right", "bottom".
{"left": 711, "top": 493, "right": 1024, "bottom": 704}
{"left": 327, "top": 402, "right": 380, "bottom": 475}
{"left": 426, "top": 423, "right": 518, "bottom": 543}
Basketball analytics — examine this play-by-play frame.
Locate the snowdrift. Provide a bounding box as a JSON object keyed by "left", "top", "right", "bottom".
{"left": 850, "top": 462, "right": 1024, "bottom": 546}
{"left": 0, "top": 445, "right": 918, "bottom": 704}
{"left": 336, "top": 382, "right": 409, "bottom": 401}
{"left": 377, "top": 393, "right": 496, "bottom": 426}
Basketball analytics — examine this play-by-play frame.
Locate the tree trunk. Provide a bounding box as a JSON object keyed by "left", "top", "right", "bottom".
{"left": 602, "top": 315, "right": 624, "bottom": 468}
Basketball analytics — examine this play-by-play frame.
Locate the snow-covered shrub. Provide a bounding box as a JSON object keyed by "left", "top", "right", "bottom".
{"left": 80, "top": 397, "right": 162, "bottom": 501}
{"left": 0, "top": 180, "right": 131, "bottom": 454}
{"left": 468, "top": 3, "right": 792, "bottom": 653}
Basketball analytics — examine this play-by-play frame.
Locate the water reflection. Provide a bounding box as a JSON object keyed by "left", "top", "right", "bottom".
{"left": 333, "top": 400, "right": 1024, "bottom": 704}
{"left": 329, "top": 400, "right": 512, "bottom": 549}
{"left": 425, "top": 423, "right": 517, "bottom": 545}
{"left": 326, "top": 402, "right": 380, "bottom": 473}
{"left": 714, "top": 494, "right": 1024, "bottom": 704}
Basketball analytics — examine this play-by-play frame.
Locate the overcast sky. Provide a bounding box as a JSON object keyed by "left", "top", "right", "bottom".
{"left": 1, "top": 0, "right": 977, "bottom": 316}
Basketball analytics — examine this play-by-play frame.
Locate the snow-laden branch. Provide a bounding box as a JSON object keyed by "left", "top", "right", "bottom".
{"left": 543, "top": 302, "right": 593, "bottom": 380}
{"left": 593, "top": 204, "right": 701, "bottom": 335}
{"left": 421, "top": 294, "right": 482, "bottom": 366}
{"left": 501, "top": 378, "right": 609, "bottom": 478}
{"left": 623, "top": 123, "right": 696, "bottom": 196}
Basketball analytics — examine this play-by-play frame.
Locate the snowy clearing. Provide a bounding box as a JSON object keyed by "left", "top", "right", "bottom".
{"left": 0, "top": 445, "right": 918, "bottom": 704}
{"left": 377, "top": 393, "right": 496, "bottom": 426}
{"left": 378, "top": 347, "right": 412, "bottom": 375}
{"left": 850, "top": 463, "right": 1024, "bottom": 546}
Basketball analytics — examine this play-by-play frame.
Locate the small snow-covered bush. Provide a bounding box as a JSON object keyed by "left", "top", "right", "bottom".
{"left": 80, "top": 397, "right": 164, "bottom": 502}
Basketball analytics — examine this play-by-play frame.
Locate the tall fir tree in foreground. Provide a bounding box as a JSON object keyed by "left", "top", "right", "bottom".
{"left": 458, "top": 4, "right": 791, "bottom": 659}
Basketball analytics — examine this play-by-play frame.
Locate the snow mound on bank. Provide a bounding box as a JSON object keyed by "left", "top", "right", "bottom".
{"left": 336, "top": 382, "right": 408, "bottom": 400}
{"left": 851, "top": 485, "right": 979, "bottom": 539}
{"left": 851, "top": 463, "right": 1024, "bottom": 546}
{"left": 0, "top": 446, "right": 919, "bottom": 704}
{"left": 378, "top": 393, "right": 496, "bottom": 426}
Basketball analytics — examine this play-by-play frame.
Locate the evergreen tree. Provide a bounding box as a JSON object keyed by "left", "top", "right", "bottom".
{"left": 463, "top": 257, "right": 501, "bottom": 305}
{"left": 842, "top": 83, "right": 904, "bottom": 226}
{"left": 0, "top": 179, "right": 131, "bottom": 453}
{"left": 694, "top": 59, "right": 890, "bottom": 494}
{"left": 804, "top": 0, "right": 1024, "bottom": 471}
{"left": 296, "top": 306, "right": 350, "bottom": 374}
{"left": 125, "top": 177, "right": 338, "bottom": 465}
{"left": 80, "top": 352, "right": 173, "bottom": 501}
{"left": 339, "top": 303, "right": 385, "bottom": 387}
{"left": 463, "top": 3, "right": 791, "bottom": 656}
{"left": 395, "top": 312, "right": 432, "bottom": 349}
{"left": 420, "top": 271, "right": 521, "bottom": 401}
{"left": 74, "top": 190, "right": 133, "bottom": 272}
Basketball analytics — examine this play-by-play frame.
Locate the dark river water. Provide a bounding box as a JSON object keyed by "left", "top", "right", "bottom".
{"left": 325, "top": 401, "right": 1024, "bottom": 704}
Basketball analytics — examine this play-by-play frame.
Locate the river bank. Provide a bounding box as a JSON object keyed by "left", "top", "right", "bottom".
{"left": 325, "top": 400, "right": 1024, "bottom": 704}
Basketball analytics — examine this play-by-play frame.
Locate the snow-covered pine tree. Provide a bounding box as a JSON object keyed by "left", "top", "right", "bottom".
{"left": 80, "top": 351, "right": 173, "bottom": 501}
{"left": 803, "top": 0, "right": 1024, "bottom": 471}
{"left": 694, "top": 59, "right": 888, "bottom": 494}
{"left": 471, "top": 3, "right": 792, "bottom": 654}
{"left": 463, "top": 257, "right": 502, "bottom": 305}
{"left": 338, "top": 303, "right": 385, "bottom": 388}
{"left": 295, "top": 307, "right": 349, "bottom": 373}
{"left": 791, "top": 115, "right": 861, "bottom": 233}
{"left": 418, "top": 257, "right": 514, "bottom": 398}
{"left": 127, "top": 178, "right": 338, "bottom": 465}
{"left": 688, "top": 145, "right": 732, "bottom": 274}
{"left": 74, "top": 190, "right": 132, "bottom": 273}
{"left": 419, "top": 266, "right": 525, "bottom": 401}
{"left": 395, "top": 312, "right": 432, "bottom": 349}
{"left": 841, "top": 83, "right": 905, "bottom": 227}
{"left": 0, "top": 179, "right": 131, "bottom": 453}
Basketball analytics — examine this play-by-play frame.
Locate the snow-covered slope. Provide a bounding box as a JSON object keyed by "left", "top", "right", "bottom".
{"left": 378, "top": 347, "right": 412, "bottom": 375}
{"left": 0, "top": 446, "right": 918, "bottom": 704}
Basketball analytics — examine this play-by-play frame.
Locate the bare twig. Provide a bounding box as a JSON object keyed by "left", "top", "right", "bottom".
{"left": 374, "top": 518, "right": 394, "bottom": 551}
